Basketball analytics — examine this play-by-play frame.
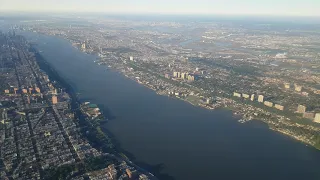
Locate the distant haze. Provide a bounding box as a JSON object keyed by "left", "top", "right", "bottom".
{"left": 0, "top": 0, "right": 319, "bottom": 16}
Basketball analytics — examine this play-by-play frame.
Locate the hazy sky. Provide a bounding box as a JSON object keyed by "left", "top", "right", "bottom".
{"left": 1, "top": 0, "right": 319, "bottom": 16}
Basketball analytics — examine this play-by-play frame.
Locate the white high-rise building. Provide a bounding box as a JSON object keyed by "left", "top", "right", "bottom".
{"left": 52, "top": 95, "right": 58, "bottom": 104}
{"left": 258, "top": 95, "right": 264, "bottom": 103}
{"left": 81, "top": 42, "right": 86, "bottom": 50}
{"left": 297, "top": 105, "right": 306, "bottom": 114}
{"left": 250, "top": 94, "right": 255, "bottom": 101}
{"left": 314, "top": 113, "right": 320, "bottom": 123}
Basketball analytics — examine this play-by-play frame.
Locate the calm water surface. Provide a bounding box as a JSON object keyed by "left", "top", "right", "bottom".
{"left": 20, "top": 32, "right": 320, "bottom": 180}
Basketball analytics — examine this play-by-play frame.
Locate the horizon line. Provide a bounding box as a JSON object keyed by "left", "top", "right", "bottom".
{"left": 1, "top": 10, "right": 320, "bottom": 18}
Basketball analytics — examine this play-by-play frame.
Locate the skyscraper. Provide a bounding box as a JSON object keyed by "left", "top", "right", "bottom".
{"left": 294, "top": 84, "right": 302, "bottom": 92}
{"left": 274, "top": 104, "right": 284, "bottom": 111}
{"left": 173, "top": 72, "right": 179, "bottom": 78}
{"left": 314, "top": 113, "right": 320, "bottom": 123}
{"left": 242, "top": 93, "right": 250, "bottom": 99}
{"left": 52, "top": 95, "right": 58, "bottom": 104}
{"left": 258, "top": 95, "right": 264, "bottom": 102}
{"left": 284, "top": 83, "right": 290, "bottom": 89}
{"left": 303, "top": 112, "right": 315, "bottom": 119}
{"left": 297, "top": 105, "right": 306, "bottom": 114}
{"left": 250, "top": 94, "right": 255, "bottom": 101}
{"left": 14, "top": 88, "right": 18, "bottom": 94}
{"left": 27, "top": 96, "right": 31, "bottom": 104}
{"left": 81, "top": 42, "right": 86, "bottom": 50}
{"left": 264, "top": 101, "right": 273, "bottom": 107}
{"left": 233, "top": 92, "right": 241, "bottom": 98}
{"left": 126, "top": 169, "right": 132, "bottom": 179}
{"left": 35, "top": 87, "right": 41, "bottom": 93}
{"left": 188, "top": 74, "right": 195, "bottom": 81}
{"left": 181, "top": 73, "right": 187, "bottom": 79}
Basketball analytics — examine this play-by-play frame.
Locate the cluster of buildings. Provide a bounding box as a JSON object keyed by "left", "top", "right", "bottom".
{"left": 233, "top": 91, "right": 320, "bottom": 123}
{"left": 233, "top": 92, "right": 285, "bottom": 111}
{"left": 171, "top": 71, "right": 197, "bottom": 81}
{"left": 284, "top": 83, "right": 309, "bottom": 97}
{"left": 284, "top": 83, "right": 303, "bottom": 92}
{"left": 4, "top": 86, "right": 41, "bottom": 95}
{"left": 0, "top": 33, "right": 154, "bottom": 180}
{"left": 86, "top": 163, "right": 149, "bottom": 180}
{"left": 80, "top": 102, "right": 103, "bottom": 120}
{"left": 86, "top": 164, "right": 117, "bottom": 179}
{"left": 296, "top": 104, "right": 320, "bottom": 122}
{"left": 22, "top": 17, "right": 320, "bottom": 151}
{"left": 283, "top": 82, "right": 309, "bottom": 97}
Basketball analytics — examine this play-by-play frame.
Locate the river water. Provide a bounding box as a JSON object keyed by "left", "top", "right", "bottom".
{"left": 20, "top": 32, "right": 320, "bottom": 180}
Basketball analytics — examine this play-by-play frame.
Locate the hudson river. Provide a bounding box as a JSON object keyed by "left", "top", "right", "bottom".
{"left": 21, "top": 32, "right": 320, "bottom": 180}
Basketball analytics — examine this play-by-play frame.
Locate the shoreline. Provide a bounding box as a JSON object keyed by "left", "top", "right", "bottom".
{"left": 29, "top": 32, "right": 319, "bottom": 160}
{"left": 85, "top": 51, "right": 320, "bottom": 151}
{"left": 124, "top": 68, "right": 320, "bottom": 150}
{"left": 105, "top": 55, "right": 320, "bottom": 150}
{"left": 31, "top": 47, "right": 159, "bottom": 179}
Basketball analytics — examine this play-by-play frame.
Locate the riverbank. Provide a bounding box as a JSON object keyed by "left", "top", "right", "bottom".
{"left": 31, "top": 47, "right": 158, "bottom": 179}
{"left": 32, "top": 47, "right": 116, "bottom": 152}
{"left": 20, "top": 31, "right": 320, "bottom": 180}
{"left": 73, "top": 46, "right": 320, "bottom": 152}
